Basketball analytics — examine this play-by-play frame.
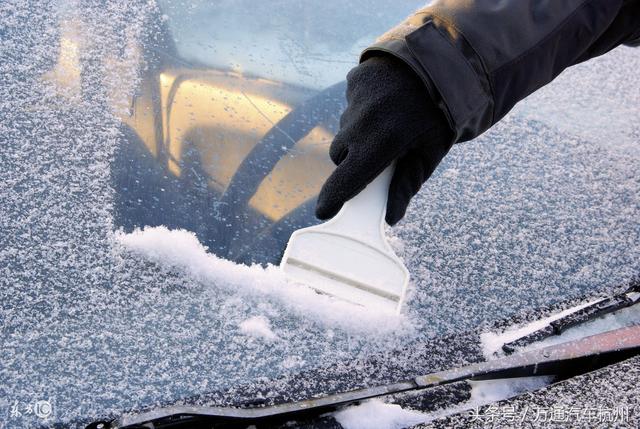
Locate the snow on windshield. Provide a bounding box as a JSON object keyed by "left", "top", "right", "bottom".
{"left": 116, "top": 226, "right": 407, "bottom": 334}
{"left": 1, "top": 0, "right": 639, "bottom": 427}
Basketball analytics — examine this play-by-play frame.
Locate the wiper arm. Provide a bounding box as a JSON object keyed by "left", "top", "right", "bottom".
{"left": 502, "top": 281, "right": 640, "bottom": 354}
{"left": 91, "top": 325, "right": 640, "bottom": 429}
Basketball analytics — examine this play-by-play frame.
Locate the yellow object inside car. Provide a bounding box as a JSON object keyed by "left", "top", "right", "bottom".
{"left": 43, "top": 18, "right": 337, "bottom": 224}
{"left": 151, "top": 69, "right": 334, "bottom": 221}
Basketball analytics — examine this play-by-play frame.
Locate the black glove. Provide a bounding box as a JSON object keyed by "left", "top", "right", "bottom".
{"left": 315, "top": 55, "right": 454, "bottom": 225}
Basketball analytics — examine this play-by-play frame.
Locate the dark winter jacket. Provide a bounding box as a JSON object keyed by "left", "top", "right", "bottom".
{"left": 363, "top": 0, "right": 640, "bottom": 143}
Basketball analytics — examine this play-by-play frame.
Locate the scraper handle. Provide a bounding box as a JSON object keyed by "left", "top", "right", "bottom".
{"left": 327, "top": 163, "right": 395, "bottom": 244}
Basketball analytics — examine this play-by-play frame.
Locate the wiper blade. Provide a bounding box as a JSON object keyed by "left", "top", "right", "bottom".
{"left": 92, "top": 325, "right": 640, "bottom": 429}
{"left": 502, "top": 281, "right": 640, "bottom": 354}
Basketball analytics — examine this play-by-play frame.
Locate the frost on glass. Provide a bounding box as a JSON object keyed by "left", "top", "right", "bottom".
{"left": 1, "top": 0, "right": 639, "bottom": 427}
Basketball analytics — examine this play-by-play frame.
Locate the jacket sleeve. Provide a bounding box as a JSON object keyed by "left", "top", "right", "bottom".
{"left": 362, "top": 0, "right": 640, "bottom": 143}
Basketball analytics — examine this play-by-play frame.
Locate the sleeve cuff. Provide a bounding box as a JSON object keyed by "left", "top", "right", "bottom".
{"left": 361, "top": 20, "right": 494, "bottom": 143}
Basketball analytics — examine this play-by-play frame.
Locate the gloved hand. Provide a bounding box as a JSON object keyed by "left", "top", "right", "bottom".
{"left": 315, "top": 55, "right": 454, "bottom": 225}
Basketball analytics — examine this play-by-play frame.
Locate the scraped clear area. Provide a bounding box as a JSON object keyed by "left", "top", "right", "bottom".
{"left": 239, "top": 315, "right": 278, "bottom": 341}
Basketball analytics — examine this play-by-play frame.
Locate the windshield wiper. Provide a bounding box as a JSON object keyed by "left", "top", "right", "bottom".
{"left": 502, "top": 280, "right": 640, "bottom": 354}
{"left": 89, "top": 325, "right": 640, "bottom": 429}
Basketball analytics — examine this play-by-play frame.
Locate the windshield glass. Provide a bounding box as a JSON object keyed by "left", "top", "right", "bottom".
{"left": 2, "top": 0, "right": 639, "bottom": 427}
{"left": 159, "top": 0, "right": 393, "bottom": 89}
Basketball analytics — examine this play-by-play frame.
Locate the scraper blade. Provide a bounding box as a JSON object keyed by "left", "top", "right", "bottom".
{"left": 280, "top": 165, "right": 409, "bottom": 314}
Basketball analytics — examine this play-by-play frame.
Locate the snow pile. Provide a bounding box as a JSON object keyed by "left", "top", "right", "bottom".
{"left": 116, "top": 226, "right": 408, "bottom": 334}
{"left": 333, "top": 376, "right": 552, "bottom": 429}
{"left": 334, "top": 400, "right": 427, "bottom": 429}
{"left": 239, "top": 316, "right": 277, "bottom": 341}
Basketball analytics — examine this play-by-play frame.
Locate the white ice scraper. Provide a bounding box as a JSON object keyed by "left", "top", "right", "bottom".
{"left": 280, "top": 165, "right": 409, "bottom": 314}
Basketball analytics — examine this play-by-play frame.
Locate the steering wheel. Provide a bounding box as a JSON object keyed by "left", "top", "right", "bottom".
{"left": 216, "top": 81, "right": 347, "bottom": 264}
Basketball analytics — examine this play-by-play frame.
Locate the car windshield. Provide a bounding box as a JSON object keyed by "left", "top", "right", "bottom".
{"left": 2, "top": 0, "right": 639, "bottom": 427}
